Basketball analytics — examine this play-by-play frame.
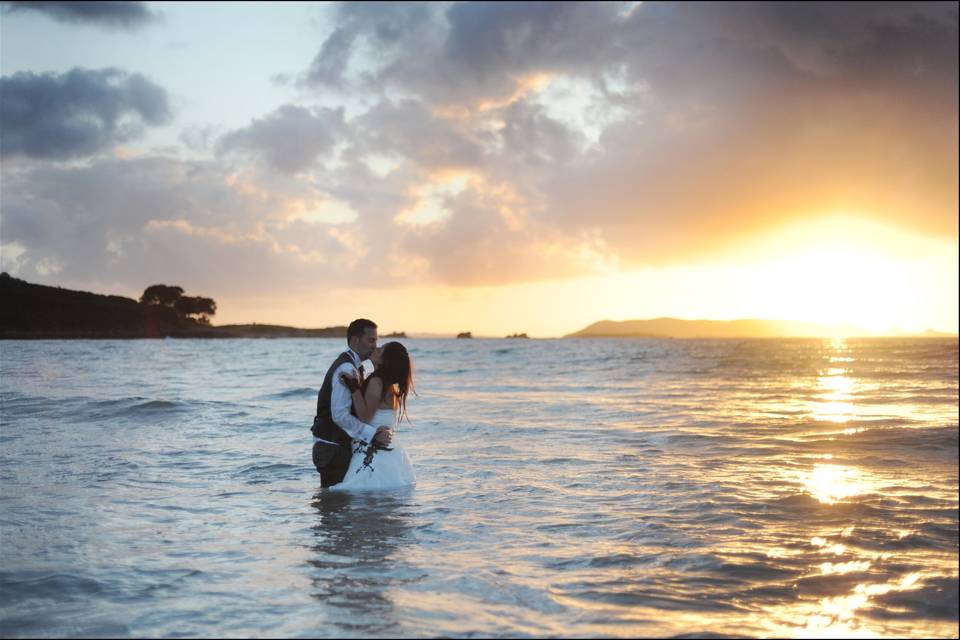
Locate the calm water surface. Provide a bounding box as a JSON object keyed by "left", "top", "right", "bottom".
{"left": 1, "top": 338, "right": 957, "bottom": 638}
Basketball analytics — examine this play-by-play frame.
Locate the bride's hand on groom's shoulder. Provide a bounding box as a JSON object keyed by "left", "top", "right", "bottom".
{"left": 339, "top": 373, "right": 360, "bottom": 393}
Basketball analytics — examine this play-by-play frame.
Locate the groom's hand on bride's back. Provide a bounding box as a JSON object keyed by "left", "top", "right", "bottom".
{"left": 339, "top": 373, "right": 360, "bottom": 393}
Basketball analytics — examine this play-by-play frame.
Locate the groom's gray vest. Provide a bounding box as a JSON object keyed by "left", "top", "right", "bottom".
{"left": 312, "top": 351, "right": 358, "bottom": 446}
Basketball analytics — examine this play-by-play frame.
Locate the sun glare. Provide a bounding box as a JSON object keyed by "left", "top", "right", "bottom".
{"left": 803, "top": 464, "right": 874, "bottom": 505}
{"left": 754, "top": 246, "right": 905, "bottom": 332}
{"left": 724, "top": 216, "right": 957, "bottom": 334}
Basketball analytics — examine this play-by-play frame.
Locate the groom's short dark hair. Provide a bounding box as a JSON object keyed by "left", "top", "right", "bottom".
{"left": 347, "top": 318, "right": 377, "bottom": 341}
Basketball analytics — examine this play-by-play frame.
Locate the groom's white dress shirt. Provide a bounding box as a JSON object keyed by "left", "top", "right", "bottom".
{"left": 326, "top": 348, "right": 378, "bottom": 444}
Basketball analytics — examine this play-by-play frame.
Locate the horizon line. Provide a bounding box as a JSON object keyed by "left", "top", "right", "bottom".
{"left": 213, "top": 319, "right": 959, "bottom": 340}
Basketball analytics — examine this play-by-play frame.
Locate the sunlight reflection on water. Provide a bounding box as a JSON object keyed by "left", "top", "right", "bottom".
{"left": 802, "top": 464, "right": 876, "bottom": 504}
{"left": 761, "top": 572, "right": 928, "bottom": 639}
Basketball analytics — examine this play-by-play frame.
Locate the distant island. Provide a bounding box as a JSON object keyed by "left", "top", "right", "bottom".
{"left": 565, "top": 318, "right": 958, "bottom": 339}
{"left": 457, "top": 332, "right": 473, "bottom": 339}
{"left": 506, "top": 333, "right": 529, "bottom": 339}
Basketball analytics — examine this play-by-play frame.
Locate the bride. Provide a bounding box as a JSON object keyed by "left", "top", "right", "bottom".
{"left": 329, "top": 341, "right": 416, "bottom": 491}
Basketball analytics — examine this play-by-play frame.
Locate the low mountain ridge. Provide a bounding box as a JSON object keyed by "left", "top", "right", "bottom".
{"left": 564, "top": 317, "right": 954, "bottom": 338}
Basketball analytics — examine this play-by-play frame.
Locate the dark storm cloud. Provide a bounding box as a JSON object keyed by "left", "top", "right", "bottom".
{"left": 1, "top": 1, "right": 158, "bottom": 29}
{"left": 0, "top": 68, "right": 173, "bottom": 160}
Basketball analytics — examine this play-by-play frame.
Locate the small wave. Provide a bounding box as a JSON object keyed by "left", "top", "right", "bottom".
{"left": 911, "top": 522, "right": 960, "bottom": 548}
{"left": 73, "top": 397, "right": 191, "bottom": 420}
{"left": 132, "top": 400, "right": 185, "bottom": 412}
{"left": 795, "top": 572, "right": 872, "bottom": 597}
{"left": 712, "top": 560, "right": 799, "bottom": 582}
{"left": 0, "top": 392, "right": 65, "bottom": 423}
{"left": 588, "top": 553, "right": 659, "bottom": 569}
{"left": 871, "top": 575, "right": 959, "bottom": 620}
{"left": 560, "top": 586, "right": 745, "bottom": 612}
{"left": 862, "top": 393, "right": 958, "bottom": 405}
{"left": 260, "top": 387, "right": 316, "bottom": 400}
{"left": 0, "top": 571, "right": 107, "bottom": 602}
{"left": 882, "top": 531, "right": 955, "bottom": 551}
{"left": 236, "top": 461, "right": 302, "bottom": 484}
{"left": 238, "top": 462, "right": 301, "bottom": 475}
{"left": 850, "top": 426, "right": 957, "bottom": 451}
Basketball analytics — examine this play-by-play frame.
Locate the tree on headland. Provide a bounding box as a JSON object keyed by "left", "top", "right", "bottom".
{"left": 140, "top": 284, "right": 216, "bottom": 324}
{"left": 140, "top": 284, "right": 185, "bottom": 307}
{"left": 174, "top": 296, "right": 217, "bottom": 325}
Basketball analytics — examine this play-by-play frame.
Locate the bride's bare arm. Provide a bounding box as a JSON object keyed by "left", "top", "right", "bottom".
{"left": 348, "top": 376, "right": 382, "bottom": 424}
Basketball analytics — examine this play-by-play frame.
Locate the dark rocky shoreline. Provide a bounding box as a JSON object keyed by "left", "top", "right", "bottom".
{"left": 0, "top": 274, "right": 347, "bottom": 339}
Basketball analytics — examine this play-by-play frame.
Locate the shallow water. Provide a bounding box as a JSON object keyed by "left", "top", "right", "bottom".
{"left": 1, "top": 337, "right": 957, "bottom": 638}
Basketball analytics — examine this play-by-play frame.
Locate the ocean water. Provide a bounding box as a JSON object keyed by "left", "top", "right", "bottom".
{"left": 0, "top": 337, "right": 957, "bottom": 638}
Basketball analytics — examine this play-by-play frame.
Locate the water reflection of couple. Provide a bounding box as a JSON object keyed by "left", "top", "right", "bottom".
{"left": 311, "top": 318, "right": 416, "bottom": 491}
{"left": 308, "top": 489, "right": 415, "bottom": 634}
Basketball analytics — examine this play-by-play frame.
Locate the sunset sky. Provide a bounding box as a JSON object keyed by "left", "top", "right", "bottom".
{"left": 1, "top": 1, "right": 957, "bottom": 336}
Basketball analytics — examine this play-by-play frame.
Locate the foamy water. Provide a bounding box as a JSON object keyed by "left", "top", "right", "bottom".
{"left": 1, "top": 338, "right": 957, "bottom": 637}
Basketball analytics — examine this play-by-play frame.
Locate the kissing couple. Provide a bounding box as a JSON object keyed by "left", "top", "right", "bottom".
{"left": 310, "top": 318, "right": 416, "bottom": 490}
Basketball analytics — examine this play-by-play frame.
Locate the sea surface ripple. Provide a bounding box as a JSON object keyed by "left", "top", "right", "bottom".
{"left": 1, "top": 338, "right": 957, "bottom": 637}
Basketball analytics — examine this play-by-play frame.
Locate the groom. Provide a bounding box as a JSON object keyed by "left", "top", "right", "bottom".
{"left": 311, "top": 318, "right": 393, "bottom": 487}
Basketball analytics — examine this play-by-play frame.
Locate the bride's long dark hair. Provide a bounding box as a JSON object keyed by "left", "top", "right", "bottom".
{"left": 363, "top": 341, "right": 414, "bottom": 423}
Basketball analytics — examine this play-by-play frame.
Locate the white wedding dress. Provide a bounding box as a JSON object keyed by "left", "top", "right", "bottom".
{"left": 330, "top": 407, "right": 416, "bottom": 491}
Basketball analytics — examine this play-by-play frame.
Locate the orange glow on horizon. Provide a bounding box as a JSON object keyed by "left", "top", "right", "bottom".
{"left": 208, "top": 216, "right": 957, "bottom": 337}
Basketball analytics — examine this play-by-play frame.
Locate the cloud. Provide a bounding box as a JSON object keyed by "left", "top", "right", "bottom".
{"left": 350, "top": 99, "right": 485, "bottom": 171}
{"left": 530, "top": 0, "right": 960, "bottom": 260}
{"left": 216, "top": 105, "right": 346, "bottom": 174}
{"left": 296, "top": 0, "right": 957, "bottom": 275}
{"left": 301, "top": 1, "right": 441, "bottom": 90}
{"left": 400, "top": 178, "right": 617, "bottom": 286}
{"left": 0, "top": 156, "right": 360, "bottom": 294}
{"left": 3, "top": 1, "right": 956, "bottom": 297}
{"left": 1, "top": 1, "right": 159, "bottom": 29}
{"left": 302, "top": 1, "right": 624, "bottom": 107}
{"left": 0, "top": 67, "right": 173, "bottom": 160}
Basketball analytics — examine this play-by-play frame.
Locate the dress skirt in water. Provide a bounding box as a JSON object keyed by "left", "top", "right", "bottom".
{"left": 329, "top": 407, "right": 415, "bottom": 491}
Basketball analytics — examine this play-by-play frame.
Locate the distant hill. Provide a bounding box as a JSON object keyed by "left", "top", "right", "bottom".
{"left": 566, "top": 318, "right": 872, "bottom": 339}
{"left": 0, "top": 274, "right": 345, "bottom": 339}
